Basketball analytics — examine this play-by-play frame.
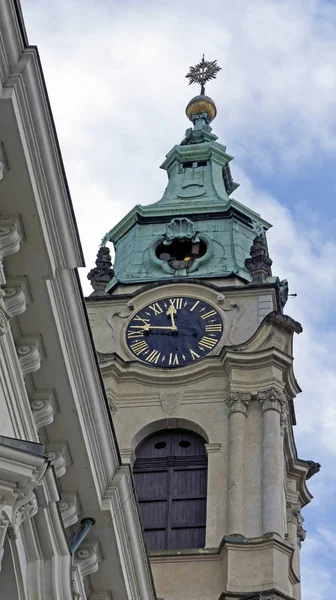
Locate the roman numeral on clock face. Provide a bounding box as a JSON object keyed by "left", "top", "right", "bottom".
{"left": 169, "top": 353, "right": 179, "bottom": 365}
{"left": 198, "top": 336, "right": 217, "bottom": 350}
{"left": 130, "top": 340, "right": 148, "bottom": 355}
{"left": 205, "top": 323, "right": 222, "bottom": 332}
{"left": 146, "top": 349, "right": 161, "bottom": 364}
{"left": 149, "top": 302, "right": 163, "bottom": 315}
{"left": 127, "top": 329, "right": 143, "bottom": 338}
{"left": 169, "top": 298, "right": 183, "bottom": 309}
{"left": 201, "top": 309, "right": 217, "bottom": 320}
{"left": 190, "top": 349, "right": 200, "bottom": 360}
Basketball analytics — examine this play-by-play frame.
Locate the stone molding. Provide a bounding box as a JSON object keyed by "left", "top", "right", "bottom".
{"left": 228, "top": 391, "right": 251, "bottom": 416}
{"left": 30, "top": 389, "right": 57, "bottom": 429}
{"left": 59, "top": 492, "right": 81, "bottom": 528}
{"left": 90, "top": 593, "right": 113, "bottom": 600}
{"left": 119, "top": 447, "right": 136, "bottom": 467}
{"left": 204, "top": 443, "right": 221, "bottom": 454}
{"left": 258, "top": 388, "right": 286, "bottom": 413}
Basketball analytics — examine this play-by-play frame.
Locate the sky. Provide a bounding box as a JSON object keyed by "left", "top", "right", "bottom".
{"left": 21, "top": 0, "right": 336, "bottom": 596}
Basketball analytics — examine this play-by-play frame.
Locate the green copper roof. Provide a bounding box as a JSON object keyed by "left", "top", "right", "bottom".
{"left": 102, "top": 96, "right": 272, "bottom": 292}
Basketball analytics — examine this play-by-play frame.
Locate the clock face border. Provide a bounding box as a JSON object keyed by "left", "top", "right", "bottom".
{"left": 125, "top": 295, "right": 223, "bottom": 368}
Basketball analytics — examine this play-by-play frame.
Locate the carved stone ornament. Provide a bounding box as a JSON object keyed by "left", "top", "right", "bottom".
{"left": 30, "top": 389, "right": 57, "bottom": 429}
{"left": 0, "top": 218, "right": 23, "bottom": 285}
{"left": 160, "top": 390, "right": 184, "bottom": 416}
{"left": 87, "top": 245, "right": 114, "bottom": 294}
{"left": 106, "top": 389, "right": 117, "bottom": 415}
{"left": 46, "top": 442, "right": 72, "bottom": 478}
{"left": 17, "top": 338, "right": 42, "bottom": 375}
{"left": 280, "top": 403, "right": 289, "bottom": 436}
{"left": 12, "top": 493, "right": 38, "bottom": 532}
{"left": 59, "top": 493, "right": 81, "bottom": 528}
{"left": 245, "top": 234, "right": 272, "bottom": 283}
{"left": 3, "top": 282, "right": 29, "bottom": 317}
{"left": 297, "top": 524, "right": 307, "bottom": 546}
{"left": 306, "top": 460, "right": 321, "bottom": 480}
{"left": 74, "top": 541, "right": 102, "bottom": 577}
{"left": 258, "top": 388, "right": 286, "bottom": 413}
{"left": 0, "top": 307, "right": 9, "bottom": 335}
{"left": 286, "top": 501, "right": 301, "bottom": 525}
{"left": 0, "top": 514, "right": 9, "bottom": 568}
{"left": 163, "top": 217, "right": 199, "bottom": 245}
{"left": 228, "top": 392, "right": 251, "bottom": 416}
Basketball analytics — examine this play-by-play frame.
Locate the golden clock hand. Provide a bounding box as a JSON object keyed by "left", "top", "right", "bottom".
{"left": 139, "top": 323, "right": 177, "bottom": 332}
{"left": 166, "top": 304, "right": 177, "bottom": 329}
{"left": 148, "top": 325, "right": 177, "bottom": 331}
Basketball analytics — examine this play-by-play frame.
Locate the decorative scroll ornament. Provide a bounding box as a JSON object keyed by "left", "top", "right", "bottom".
{"left": 59, "top": 493, "right": 81, "bottom": 528}
{"left": 12, "top": 493, "right": 38, "bottom": 532}
{"left": 74, "top": 541, "right": 102, "bottom": 577}
{"left": 228, "top": 391, "right": 251, "bottom": 416}
{"left": 258, "top": 388, "right": 286, "bottom": 413}
{"left": 163, "top": 217, "right": 199, "bottom": 245}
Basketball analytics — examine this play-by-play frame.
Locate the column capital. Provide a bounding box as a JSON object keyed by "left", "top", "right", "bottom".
{"left": 258, "top": 388, "right": 286, "bottom": 413}
{"left": 228, "top": 391, "right": 251, "bottom": 416}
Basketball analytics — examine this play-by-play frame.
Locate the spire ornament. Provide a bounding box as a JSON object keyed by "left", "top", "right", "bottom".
{"left": 186, "top": 55, "right": 221, "bottom": 95}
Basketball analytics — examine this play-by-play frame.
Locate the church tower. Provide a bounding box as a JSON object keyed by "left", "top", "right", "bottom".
{"left": 86, "top": 58, "right": 318, "bottom": 600}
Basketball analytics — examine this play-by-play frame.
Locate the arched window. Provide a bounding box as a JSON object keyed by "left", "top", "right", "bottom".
{"left": 133, "top": 429, "right": 208, "bottom": 551}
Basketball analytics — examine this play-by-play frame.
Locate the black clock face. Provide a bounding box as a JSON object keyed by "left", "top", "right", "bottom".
{"left": 126, "top": 296, "right": 223, "bottom": 368}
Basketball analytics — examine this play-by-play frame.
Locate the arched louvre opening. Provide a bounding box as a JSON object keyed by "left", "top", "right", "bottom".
{"left": 133, "top": 429, "right": 208, "bottom": 551}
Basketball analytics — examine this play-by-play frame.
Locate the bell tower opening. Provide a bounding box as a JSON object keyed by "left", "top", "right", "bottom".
{"left": 133, "top": 429, "right": 207, "bottom": 551}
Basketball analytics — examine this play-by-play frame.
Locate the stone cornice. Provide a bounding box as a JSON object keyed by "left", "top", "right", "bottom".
{"left": 264, "top": 311, "right": 303, "bottom": 334}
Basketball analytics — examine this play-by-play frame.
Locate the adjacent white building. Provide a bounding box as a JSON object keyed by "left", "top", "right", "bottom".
{"left": 0, "top": 2, "right": 156, "bottom": 598}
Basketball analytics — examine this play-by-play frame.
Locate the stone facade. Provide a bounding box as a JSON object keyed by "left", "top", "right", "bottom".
{"left": 88, "top": 276, "right": 311, "bottom": 600}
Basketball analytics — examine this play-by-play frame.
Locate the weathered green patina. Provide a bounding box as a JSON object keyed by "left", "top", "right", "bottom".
{"left": 103, "top": 97, "right": 272, "bottom": 292}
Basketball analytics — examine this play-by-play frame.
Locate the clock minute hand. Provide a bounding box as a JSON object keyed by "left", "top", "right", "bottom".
{"left": 166, "top": 304, "right": 177, "bottom": 330}
{"left": 142, "top": 324, "right": 177, "bottom": 332}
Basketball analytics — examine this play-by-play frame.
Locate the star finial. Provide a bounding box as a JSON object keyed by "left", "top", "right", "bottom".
{"left": 185, "top": 55, "right": 221, "bottom": 95}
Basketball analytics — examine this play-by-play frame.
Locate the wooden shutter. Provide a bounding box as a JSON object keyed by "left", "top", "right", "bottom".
{"left": 134, "top": 429, "right": 207, "bottom": 551}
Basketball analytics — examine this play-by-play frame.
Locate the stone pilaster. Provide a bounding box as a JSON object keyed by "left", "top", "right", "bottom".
{"left": 205, "top": 442, "right": 222, "bottom": 547}
{"left": 258, "top": 389, "right": 286, "bottom": 535}
{"left": 227, "top": 392, "right": 251, "bottom": 535}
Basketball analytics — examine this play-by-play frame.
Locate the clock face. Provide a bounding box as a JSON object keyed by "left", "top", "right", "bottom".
{"left": 126, "top": 296, "right": 223, "bottom": 368}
